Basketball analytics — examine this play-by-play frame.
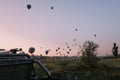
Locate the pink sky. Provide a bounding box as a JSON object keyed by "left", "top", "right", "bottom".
{"left": 0, "top": 0, "right": 120, "bottom": 56}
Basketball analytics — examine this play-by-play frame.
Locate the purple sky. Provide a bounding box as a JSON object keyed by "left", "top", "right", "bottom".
{"left": 0, "top": 0, "right": 120, "bottom": 56}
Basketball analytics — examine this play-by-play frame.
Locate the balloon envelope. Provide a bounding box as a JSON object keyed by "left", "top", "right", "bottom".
{"left": 75, "top": 28, "right": 78, "bottom": 31}
{"left": 56, "top": 49, "right": 58, "bottom": 52}
{"left": 67, "top": 46, "right": 69, "bottom": 48}
{"left": 94, "top": 34, "right": 96, "bottom": 37}
{"left": 65, "top": 43, "right": 68, "bottom": 45}
{"left": 27, "top": 4, "right": 31, "bottom": 9}
{"left": 67, "top": 51, "right": 69, "bottom": 54}
{"left": 58, "top": 47, "right": 60, "bottom": 50}
{"left": 51, "top": 6, "right": 54, "bottom": 10}
{"left": 73, "top": 39, "right": 76, "bottom": 41}
{"left": 45, "top": 50, "right": 49, "bottom": 55}
{"left": 29, "top": 47, "right": 35, "bottom": 54}
{"left": 45, "top": 49, "right": 51, "bottom": 55}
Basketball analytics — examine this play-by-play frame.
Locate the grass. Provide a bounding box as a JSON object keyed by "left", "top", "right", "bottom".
{"left": 99, "top": 58, "right": 120, "bottom": 67}
{"left": 35, "top": 57, "right": 120, "bottom": 80}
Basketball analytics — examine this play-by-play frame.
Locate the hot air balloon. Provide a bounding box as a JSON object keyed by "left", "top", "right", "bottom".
{"left": 45, "top": 49, "right": 51, "bottom": 55}
{"left": 59, "top": 52, "right": 62, "bottom": 56}
{"left": 65, "top": 43, "right": 68, "bottom": 45}
{"left": 27, "top": 4, "right": 31, "bottom": 10}
{"left": 67, "top": 51, "right": 69, "bottom": 54}
{"left": 45, "top": 50, "right": 49, "bottom": 55}
{"left": 58, "top": 47, "right": 60, "bottom": 50}
{"left": 29, "top": 47, "right": 35, "bottom": 54}
{"left": 67, "top": 46, "right": 69, "bottom": 48}
{"left": 77, "top": 52, "right": 80, "bottom": 55}
{"left": 56, "top": 49, "right": 58, "bottom": 52}
{"left": 75, "top": 43, "right": 77, "bottom": 46}
{"left": 94, "top": 34, "right": 96, "bottom": 37}
{"left": 73, "top": 39, "right": 76, "bottom": 41}
{"left": 51, "top": 6, "right": 54, "bottom": 10}
{"left": 69, "top": 49, "right": 71, "bottom": 51}
{"left": 75, "top": 28, "right": 78, "bottom": 31}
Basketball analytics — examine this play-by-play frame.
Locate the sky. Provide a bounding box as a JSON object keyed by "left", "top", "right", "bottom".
{"left": 0, "top": 0, "right": 120, "bottom": 56}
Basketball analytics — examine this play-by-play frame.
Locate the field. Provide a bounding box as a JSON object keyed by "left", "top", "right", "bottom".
{"left": 34, "top": 57, "right": 120, "bottom": 80}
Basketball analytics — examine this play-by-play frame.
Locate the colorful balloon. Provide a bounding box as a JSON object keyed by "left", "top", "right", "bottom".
{"left": 29, "top": 47, "right": 35, "bottom": 54}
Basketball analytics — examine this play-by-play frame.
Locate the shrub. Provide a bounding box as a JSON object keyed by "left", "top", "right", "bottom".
{"left": 81, "top": 41, "right": 99, "bottom": 68}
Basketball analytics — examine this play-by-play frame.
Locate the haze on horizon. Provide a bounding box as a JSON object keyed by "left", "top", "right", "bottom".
{"left": 0, "top": 0, "right": 120, "bottom": 56}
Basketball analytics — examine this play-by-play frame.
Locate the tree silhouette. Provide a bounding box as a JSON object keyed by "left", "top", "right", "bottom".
{"left": 81, "top": 41, "right": 99, "bottom": 67}
{"left": 112, "top": 43, "right": 118, "bottom": 58}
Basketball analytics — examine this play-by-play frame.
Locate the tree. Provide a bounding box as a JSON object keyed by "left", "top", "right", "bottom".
{"left": 81, "top": 41, "right": 99, "bottom": 67}
{"left": 112, "top": 43, "right": 118, "bottom": 58}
